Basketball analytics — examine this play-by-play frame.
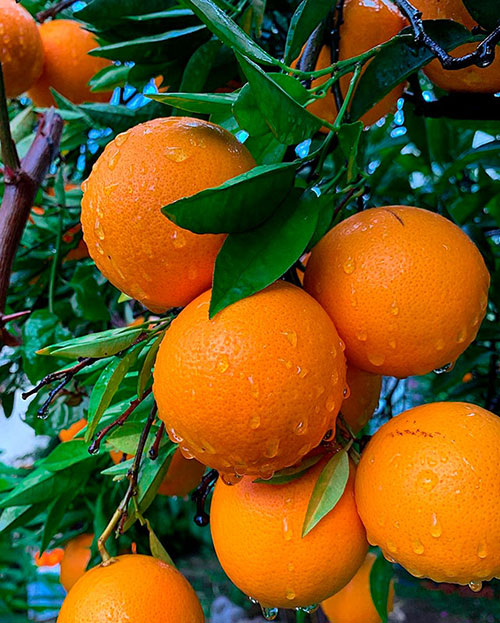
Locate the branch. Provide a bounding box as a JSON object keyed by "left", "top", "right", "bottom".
{"left": 0, "top": 108, "right": 63, "bottom": 318}
{"left": 36, "top": 0, "right": 79, "bottom": 23}
{"left": 0, "top": 63, "right": 20, "bottom": 171}
{"left": 22, "top": 357, "right": 95, "bottom": 400}
{"left": 329, "top": 0, "right": 346, "bottom": 115}
{"left": 149, "top": 421, "right": 165, "bottom": 460}
{"left": 390, "top": 0, "right": 500, "bottom": 69}
{"left": 192, "top": 469, "right": 218, "bottom": 527}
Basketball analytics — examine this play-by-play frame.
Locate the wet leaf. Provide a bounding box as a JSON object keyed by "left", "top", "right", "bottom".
{"left": 370, "top": 554, "right": 393, "bottom": 623}
{"left": 42, "top": 440, "right": 96, "bottom": 471}
{"left": 145, "top": 517, "right": 176, "bottom": 567}
{"left": 137, "top": 334, "right": 163, "bottom": 398}
{"left": 150, "top": 91, "right": 237, "bottom": 114}
{"left": 284, "top": 0, "right": 331, "bottom": 64}
{"left": 38, "top": 326, "right": 143, "bottom": 359}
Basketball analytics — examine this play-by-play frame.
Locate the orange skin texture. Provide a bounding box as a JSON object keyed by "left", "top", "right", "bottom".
{"left": 355, "top": 402, "right": 500, "bottom": 585}
{"left": 210, "top": 458, "right": 368, "bottom": 609}
{"left": 0, "top": 0, "right": 43, "bottom": 97}
{"left": 321, "top": 552, "right": 394, "bottom": 623}
{"left": 58, "top": 418, "right": 87, "bottom": 442}
{"left": 304, "top": 0, "right": 406, "bottom": 127}
{"left": 81, "top": 117, "right": 256, "bottom": 312}
{"left": 154, "top": 282, "right": 347, "bottom": 479}
{"left": 28, "top": 20, "right": 112, "bottom": 106}
{"left": 304, "top": 206, "right": 490, "bottom": 378}
{"left": 57, "top": 554, "right": 205, "bottom": 623}
{"left": 411, "top": 0, "right": 500, "bottom": 93}
{"left": 342, "top": 365, "right": 382, "bottom": 433}
{"left": 60, "top": 534, "right": 93, "bottom": 592}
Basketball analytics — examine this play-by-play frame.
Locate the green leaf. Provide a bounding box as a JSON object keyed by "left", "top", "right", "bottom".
{"left": 69, "top": 265, "right": 110, "bottom": 322}
{"left": 178, "top": 38, "right": 222, "bottom": 92}
{"left": 90, "top": 65, "right": 130, "bottom": 92}
{"left": 10, "top": 106, "right": 36, "bottom": 143}
{"left": 40, "top": 491, "right": 79, "bottom": 554}
{"left": 210, "top": 187, "right": 322, "bottom": 316}
{"left": 462, "top": 0, "right": 500, "bottom": 30}
{"left": 302, "top": 450, "right": 349, "bottom": 537}
{"left": 42, "top": 440, "right": 95, "bottom": 472}
{"left": 0, "top": 468, "right": 75, "bottom": 508}
{"left": 85, "top": 346, "right": 142, "bottom": 442}
{"left": 149, "top": 92, "right": 237, "bottom": 114}
{"left": 145, "top": 518, "right": 176, "bottom": 567}
{"left": 164, "top": 162, "right": 297, "bottom": 234}
{"left": 284, "top": 0, "right": 331, "bottom": 64}
{"left": 101, "top": 457, "right": 134, "bottom": 476}
{"left": 76, "top": 0, "right": 169, "bottom": 28}
{"left": 338, "top": 121, "right": 363, "bottom": 183}
{"left": 181, "top": 0, "right": 276, "bottom": 64}
{"left": 236, "top": 54, "right": 323, "bottom": 145}
{"left": 38, "top": 326, "right": 143, "bottom": 359}
{"left": 107, "top": 422, "right": 150, "bottom": 455}
{"left": 255, "top": 455, "right": 323, "bottom": 484}
{"left": 137, "top": 334, "right": 163, "bottom": 398}
{"left": 305, "top": 192, "right": 337, "bottom": 251}
{"left": 370, "top": 554, "right": 394, "bottom": 623}
{"left": 0, "top": 504, "right": 44, "bottom": 533}
{"left": 350, "top": 22, "right": 474, "bottom": 121}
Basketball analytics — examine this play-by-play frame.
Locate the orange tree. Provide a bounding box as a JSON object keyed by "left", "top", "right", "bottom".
{"left": 0, "top": 0, "right": 499, "bottom": 621}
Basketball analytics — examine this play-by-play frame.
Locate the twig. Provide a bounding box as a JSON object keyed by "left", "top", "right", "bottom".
{"left": 0, "top": 309, "right": 31, "bottom": 327}
{"left": 297, "top": 22, "right": 327, "bottom": 88}
{"left": 383, "top": 378, "right": 401, "bottom": 418}
{"left": 88, "top": 387, "right": 153, "bottom": 455}
{"left": 329, "top": 0, "right": 346, "bottom": 115}
{"left": 36, "top": 0, "right": 79, "bottom": 23}
{"left": 192, "top": 469, "right": 218, "bottom": 527}
{"left": 390, "top": 0, "right": 500, "bottom": 69}
{"left": 149, "top": 422, "right": 165, "bottom": 459}
{"left": 22, "top": 357, "right": 95, "bottom": 400}
{"left": 0, "top": 63, "right": 20, "bottom": 171}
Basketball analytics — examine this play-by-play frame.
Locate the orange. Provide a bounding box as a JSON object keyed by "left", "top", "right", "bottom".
{"left": 321, "top": 552, "right": 394, "bottom": 623}
{"left": 60, "top": 534, "right": 93, "bottom": 592}
{"left": 57, "top": 554, "right": 204, "bottom": 622}
{"left": 300, "top": 0, "right": 406, "bottom": 127}
{"left": 35, "top": 548, "right": 65, "bottom": 567}
{"left": 342, "top": 365, "right": 382, "bottom": 433}
{"left": 153, "top": 281, "right": 347, "bottom": 479}
{"left": 304, "top": 206, "right": 489, "bottom": 377}
{"left": 0, "top": 0, "right": 43, "bottom": 97}
{"left": 210, "top": 457, "right": 368, "bottom": 609}
{"left": 355, "top": 402, "right": 500, "bottom": 588}
{"left": 81, "top": 117, "right": 256, "bottom": 313}
{"left": 28, "top": 19, "right": 112, "bottom": 106}
{"left": 59, "top": 419, "right": 87, "bottom": 442}
{"left": 411, "top": 0, "right": 500, "bottom": 93}
{"left": 157, "top": 450, "right": 205, "bottom": 497}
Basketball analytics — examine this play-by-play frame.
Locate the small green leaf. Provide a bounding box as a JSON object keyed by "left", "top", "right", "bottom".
{"left": 255, "top": 455, "right": 323, "bottom": 484}
{"left": 38, "top": 326, "right": 143, "bottom": 359}
{"left": 149, "top": 92, "right": 237, "bottom": 114}
{"left": 145, "top": 518, "right": 176, "bottom": 567}
{"left": 107, "top": 422, "right": 151, "bottom": 455}
{"left": 137, "top": 334, "right": 163, "bottom": 398}
{"left": 370, "top": 554, "right": 394, "bottom": 623}
{"left": 0, "top": 504, "right": 44, "bottom": 533}
{"left": 462, "top": 0, "right": 500, "bottom": 30}
{"left": 42, "top": 440, "right": 96, "bottom": 472}
{"left": 338, "top": 122, "right": 363, "bottom": 183}
{"left": 101, "top": 458, "right": 134, "bottom": 476}
{"left": 302, "top": 450, "right": 349, "bottom": 537}
{"left": 284, "top": 0, "right": 332, "bottom": 64}
{"left": 90, "top": 65, "right": 130, "bottom": 92}
{"left": 164, "top": 162, "right": 297, "bottom": 234}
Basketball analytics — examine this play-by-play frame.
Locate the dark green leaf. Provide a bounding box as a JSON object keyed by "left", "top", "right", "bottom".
{"left": 149, "top": 92, "right": 237, "bottom": 114}
{"left": 38, "top": 326, "right": 143, "bottom": 359}
{"left": 338, "top": 122, "right": 363, "bottom": 182}
{"left": 137, "top": 334, "right": 163, "bottom": 398}
{"left": 0, "top": 504, "right": 44, "bottom": 533}
{"left": 462, "top": 0, "right": 500, "bottom": 30}
{"left": 370, "top": 554, "right": 394, "bottom": 623}
{"left": 42, "top": 440, "right": 95, "bottom": 472}
{"left": 69, "top": 265, "right": 110, "bottom": 322}
{"left": 90, "top": 65, "right": 130, "bottom": 92}
{"left": 0, "top": 468, "right": 75, "bottom": 508}
{"left": 284, "top": 0, "right": 331, "bottom": 64}
{"left": 40, "top": 490, "right": 79, "bottom": 554}
{"left": 21, "top": 311, "right": 71, "bottom": 382}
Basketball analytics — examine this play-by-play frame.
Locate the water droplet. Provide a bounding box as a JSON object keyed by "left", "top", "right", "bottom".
{"left": 278, "top": 357, "right": 293, "bottom": 369}
{"left": 258, "top": 464, "right": 274, "bottom": 480}
{"left": 367, "top": 352, "right": 385, "bottom": 367}
{"left": 286, "top": 589, "right": 296, "bottom": 601}
{"left": 298, "top": 367, "right": 309, "bottom": 379}
{"left": 430, "top": 513, "right": 442, "bottom": 538}
{"left": 434, "top": 362, "right": 454, "bottom": 374}
{"left": 261, "top": 606, "right": 279, "bottom": 620}
{"left": 180, "top": 446, "right": 194, "bottom": 460}
{"left": 171, "top": 230, "right": 186, "bottom": 249}
{"left": 221, "top": 473, "right": 243, "bottom": 486}
{"left": 81, "top": 179, "right": 88, "bottom": 192}
{"left": 387, "top": 540, "right": 398, "bottom": 553}
{"left": 356, "top": 330, "right": 368, "bottom": 342}
{"left": 418, "top": 470, "right": 438, "bottom": 491}
{"left": 248, "top": 597, "right": 258, "bottom": 605}
{"left": 114, "top": 132, "right": 129, "bottom": 147}
{"left": 95, "top": 242, "right": 104, "bottom": 255}
{"left": 249, "top": 414, "right": 261, "bottom": 429}
{"left": 294, "top": 420, "right": 308, "bottom": 435}
{"left": 169, "top": 428, "right": 183, "bottom": 443}
{"left": 477, "top": 543, "right": 488, "bottom": 559}
{"left": 343, "top": 385, "right": 350, "bottom": 398}
{"left": 264, "top": 438, "right": 280, "bottom": 458}
{"left": 283, "top": 518, "right": 293, "bottom": 541}
{"left": 287, "top": 562, "right": 295, "bottom": 572}
{"left": 94, "top": 219, "right": 105, "bottom": 240}
{"left": 343, "top": 257, "right": 356, "bottom": 274}
{"left": 480, "top": 294, "right": 488, "bottom": 311}
{"left": 108, "top": 149, "right": 121, "bottom": 170}
{"left": 248, "top": 376, "right": 260, "bottom": 399}
{"left": 389, "top": 338, "right": 397, "bottom": 349}
{"left": 469, "top": 580, "right": 483, "bottom": 593}
{"left": 282, "top": 330, "right": 298, "bottom": 348}
{"left": 457, "top": 328, "right": 467, "bottom": 343}
{"left": 412, "top": 538, "right": 425, "bottom": 555}
{"left": 104, "top": 182, "right": 120, "bottom": 196}
{"left": 325, "top": 395, "right": 337, "bottom": 412}
{"left": 435, "top": 338, "right": 445, "bottom": 351}
{"left": 234, "top": 463, "right": 248, "bottom": 476}
{"left": 390, "top": 301, "right": 399, "bottom": 316}
{"left": 165, "top": 146, "right": 189, "bottom": 162}
{"left": 300, "top": 604, "right": 319, "bottom": 614}
{"left": 217, "top": 355, "right": 229, "bottom": 374}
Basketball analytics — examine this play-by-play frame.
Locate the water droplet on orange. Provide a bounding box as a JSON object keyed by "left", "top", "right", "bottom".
{"left": 281, "top": 330, "right": 298, "bottom": 348}
{"left": 264, "top": 438, "right": 280, "bottom": 458}
{"left": 217, "top": 355, "right": 229, "bottom": 374}
{"left": 412, "top": 538, "right": 425, "bottom": 555}
{"left": 249, "top": 414, "right": 261, "bottom": 430}
{"left": 469, "top": 580, "right": 483, "bottom": 593}
{"left": 477, "top": 543, "right": 488, "bottom": 559}
{"left": 430, "top": 513, "right": 442, "bottom": 538}
{"left": 418, "top": 470, "right": 438, "bottom": 491}
{"left": 343, "top": 257, "right": 356, "bottom": 274}
{"left": 367, "top": 352, "right": 385, "bottom": 367}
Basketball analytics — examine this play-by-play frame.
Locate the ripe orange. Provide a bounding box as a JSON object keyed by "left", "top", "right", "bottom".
{"left": 58, "top": 418, "right": 86, "bottom": 442}
{"left": 342, "top": 365, "right": 382, "bottom": 433}
{"left": 35, "top": 548, "right": 65, "bottom": 567}
{"left": 81, "top": 117, "right": 256, "bottom": 313}
{"left": 157, "top": 450, "right": 205, "bottom": 497}
{"left": 301, "top": 0, "right": 406, "bottom": 127}
{"left": 60, "top": 534, "right": 93, "bottom": 592}
{"left": 57, "top": 554, "right": 205, "bottom": 622}
{"left": 304, "top": 206, "right": 489, "bottom": 377}
{"left": 355, "top": 402, "right": 500, "bottom": 588}
{"left": 321, "top": 552, "right": 394, "bottom": 623}
{"left": 153, "top": 281, "right": 347, "bottom": 479}
{"left": 28, "top": 19, "right": 112, "bottom": 106}
{"left": 411, "top": 0, "right": 500, "bottom": 93}
{"left": 210, "top": 457, "right": 368, "bottom": 609}
{"left": 0, "top": 0, "right": 43, "bottom": 97}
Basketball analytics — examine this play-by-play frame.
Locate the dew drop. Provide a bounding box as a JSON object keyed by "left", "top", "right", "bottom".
{"left": 325, "top": 395, "right": 337, "bottom": 412}
{"left": 300, "top": 604, "right": 319, "bottom": 614}
{"left": 386, "top": 540, "right": 398, "bottom": 553}
{"left": 248, "top": 376, "right": 260, "bottom": 399}
{"left": 278, "top": 357, "right": 293, "bottom": 369}
{"left": 114, "top": 132, "right": 129, "bottom": 147}
{"left": 430, "top": 513, "right": 442, "bottom": 538}
{"left": 258, "top": 464, "right": 274, "bottom": 480}
{"left": 469, "top": 580, "right": 483, "bottom": 593}
{"left": 221, "top": 472, "right": 243, "bottom": 486}
{"left": 367, "top": 352, "right": 385, "bottom": 367}
{"left": 282, "top": 330, "right": 298, "bottom": 348}
{"left": 477, "top": 543, "right": 488, "bottom": 559}
{"left": 171, "top": 230, "right": 186, "bottom": 249}
{"left": 169, "top": 428, "right": 183, "bottom": 443}
{"left": 180, "top": 446, "right": 194, "bottom": 460}
{"left": 165, "top": 146, "right": 189, "bottom": 162}
{"left": 457, "top": 328, "right": 467, "bottom": 343}
{"left": 217, "top": 355, "right": 229, "bottom": 374}
{"left": 434, "top": 362, "right": 454, "bottom": 375}
{"left": 261, "top": 606, "right": 279, "bottom": 620}
{"left": 412, "top": 538, "right": 425, "bottom": 555}
{"left": 286, "top": 589, "right": 296, "bottom": 601}
{"left": 94, "top": 219, "right": 105, "bottom": 241}
{"left": 343, "top": 385, "right": 350, "bottom": 399}
{"left": 283, "top": 518, "right": 293, "bottom": 541}
{"left": 418, "top": 470, "right": 438, "bottom": 491}
{"left": 298, "top": 367, "right": 309, "bottom": 379}
{"left": 81, "top": 179, "right": 88, "bottom": 192}
{"left": 95, "top": 242, "right": 105, "bottom": 256}
{"left": 390, "top": 301, "right": 399, "bottom": 316}
{"left": 343, "top": 257, "right": 356, "bottom": 274}
{"left": 108, "top": 149, "right": 121, "bottom": 170}
{"left": 356, "top": 330, "right": 368, "bottom": 342}
{"left": 234, "top": 463, "right": 248, "bottom": 476}
{"left": 249, "top": 414, "right": 261, "bottom": 430}
{"left": 294, "top": 420, "right": 308, "bottom": 436}
{"left": 248, "top": 597, "right": 258, "bottom": 605}
{"left": 264, "top": 438, "right": 280, "bottom": 458}
{"left": 435, "top": 338, "right": 445, "bottom": 351}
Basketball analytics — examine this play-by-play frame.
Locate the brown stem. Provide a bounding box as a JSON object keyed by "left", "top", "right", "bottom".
{"left": 192, "top": 469, "right": 218, "bottom": 527}
{"left": 149, "top": 422, "right": 165, "bottom": 460}
{"left": 0, "top": 309, "right": 31, "bottom": 327}
{"left": 36, "top": 0, "right": 79, "bottom": 23}
{"left": 0, "top": 108, "right": 63, "bottom": 318}
{"left": 22, "top": 357, "right": 95, "bottom": 400}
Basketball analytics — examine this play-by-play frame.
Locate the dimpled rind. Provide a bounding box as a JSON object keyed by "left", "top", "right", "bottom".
{"left": 80, "top": 117, "right": 256, "bottom": 312}
{"left": 210, "top": 458, "right": 368, "bottom": 609}
{"left": 28, "top": 20, "right": 112, "bottom": 106}
{"left": 59, "top": 534, "right": 93, "bottom": 592}
{"left": 153, "top": 282, "right": 347, "bottom": 478}
{"left": 304, "top": 206, "right": 490, "bottom": 377}
{"left": 0, "top": 0, "right": 43, "bottom": 98}
{"left": 355, "top": 402, "right": 500, "bottom": 585}
{"left": 57, "top": 554, "right": 205, "bottom": 623}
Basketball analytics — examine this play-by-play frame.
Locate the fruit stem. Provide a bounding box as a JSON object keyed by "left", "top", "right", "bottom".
{"left": 97, "top": 507, "right": 122, "bottom": 564}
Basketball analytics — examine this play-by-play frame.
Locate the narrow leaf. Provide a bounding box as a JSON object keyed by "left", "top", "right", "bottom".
{"left": 37, "top": 326, "right": 143, "bottom": 359}
{"left": 145, "top": 518, "right": 176, "bottom": 567}
{"left": 370, "top": 554, "right": 394, "bottom": 623}
{"left": 285, "top": 0, "right": 332, "bottom": 64}
{"left": 149, "top": 92, "right": 237, "bottom": 114}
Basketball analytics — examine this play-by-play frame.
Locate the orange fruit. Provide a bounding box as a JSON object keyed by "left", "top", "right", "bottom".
{"left": 411, "top": 0, "right": 500, "bottom": 93}
{"left": 210, "top": 457, "right": 368, "bottom": 609}
{"left": 299, "top": 0, "right": 406, "bottom": 127}
{"left": 57, "top": 554, "right": 204, "bottom": 622}
{"left": 355, "top": 402, "right": 500, "bottom": 588}
{"left": 157, "top": 450, "right": 205, "bottom": 497}
{"left": 28, "top": 19, "right": 112, "bottom": 106}
{"left": 462, "top": 372, "right": 473, "bottom": 383}
{"left": 59, "top": 419, "right": 87, "bottom": 442}
{"left": 153, "top": 281, "right": 347, "bottom": 479}
{"left": 342, "top": 365, "right": 382, "bottom": 433}
{"left": 304, "top": 206, "right": 490, "bottom": 378}
{"left": 0, "top": 0, "right": 43, "bottom": 98}
{"left": 321, "top": 552, "right": 394, "bottom": 623}
{"left": 60, "top": 534, "right": 93, "bottom": 592}
{"left": 35, "top": 548, "right": 65, "bottom": 567}
{"left": 81, "top": 117, "right": 256, "bottom": 313}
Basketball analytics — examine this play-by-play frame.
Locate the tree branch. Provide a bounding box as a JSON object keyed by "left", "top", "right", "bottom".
{"left": 36, "top": 0, "right": 79, "bottom": 23}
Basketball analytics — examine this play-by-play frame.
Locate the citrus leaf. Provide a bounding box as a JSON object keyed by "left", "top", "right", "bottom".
{"left": 42, "top": 440, "right": 96, "bottom": 472}
{"left": 370, "top": 554, "right": 394, "bottom": 623}
{"left": 137, "top": 334, "right": 163, "bottom": 398}
{"left": 284, "top": 0, "right": 332, "bottom": 64}
{"left": 0, "top": 468, "right": 75, "bottom": 508}
{"left": 164, "top": 162, "right": 298, "bottom": 234}
{"left": 254, "top": 455, "right": 323, "bottom": 484}
{"left": 145, "top": 517, "right": 176, "bottom": 567}
{"left": 40, "top": 490, "right": 79, "bottom": 554}
{"left": 37, "top": 327, "right": 143, "bottom": 359}
{"left": 462, "top": 0, "right": 500, "bottom": 30}
{"left": 90, "top": 65, "right": 130, "bottom": 92}
{"left": 0, "top": 504, "right": 45, "bottom": 533}
{"left": 107, "top": 422, "right": 157, "bottom": 455}
{"left": 149, "top": 92, "right": 237, "bottom": 114}
{"left": 338, "top": 121, "right": 363, "bottom": 183}
{"left": 302, "top": 450, "right": 349, "bottom": 537}
{"left": 101, "top": 458, "right": 134, "bottom": 476}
